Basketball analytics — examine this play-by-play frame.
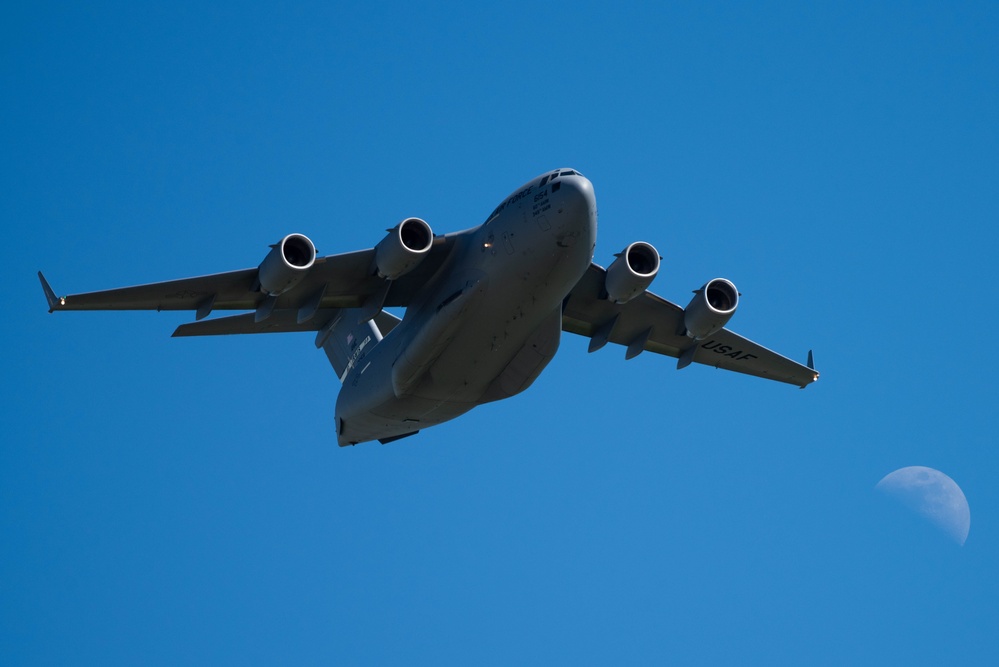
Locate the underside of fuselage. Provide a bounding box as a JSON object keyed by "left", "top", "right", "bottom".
{"left": 334, "top": 169, "right": 597, "bottom": 446}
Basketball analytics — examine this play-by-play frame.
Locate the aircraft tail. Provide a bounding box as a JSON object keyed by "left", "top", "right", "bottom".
{"left": 315, "top": 309, "right": 400, "bottom": 382}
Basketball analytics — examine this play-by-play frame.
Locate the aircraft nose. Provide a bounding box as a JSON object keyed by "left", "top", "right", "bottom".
{"left": 553, "top": 172, "right": 597, "bottom": 244}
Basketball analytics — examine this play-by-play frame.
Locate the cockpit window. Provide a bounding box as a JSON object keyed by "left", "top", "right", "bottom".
{"left": 539, "top": 169, "right": 582, "bottom": 189}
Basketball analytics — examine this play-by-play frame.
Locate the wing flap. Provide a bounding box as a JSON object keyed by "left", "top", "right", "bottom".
{"left": 562, "top": 264, "right": 687, "bottom": 355}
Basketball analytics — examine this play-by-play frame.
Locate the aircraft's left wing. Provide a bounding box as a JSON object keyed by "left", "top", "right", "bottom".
{"left": 561, "top": 264, "right": 819, "bottom": 388}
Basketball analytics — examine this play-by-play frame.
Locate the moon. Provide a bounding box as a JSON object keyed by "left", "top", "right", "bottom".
{"left": 876, "top": 466, "right": 970, "bottom": 545}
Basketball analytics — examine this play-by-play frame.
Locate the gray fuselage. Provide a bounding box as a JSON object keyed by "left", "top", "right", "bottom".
{"left": 335, "top": 170, "right": 597, "bottom": 445}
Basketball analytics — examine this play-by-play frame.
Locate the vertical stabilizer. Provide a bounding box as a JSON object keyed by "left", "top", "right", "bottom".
{"left": 315, "top": 309, "right": 400, "bottom": 382}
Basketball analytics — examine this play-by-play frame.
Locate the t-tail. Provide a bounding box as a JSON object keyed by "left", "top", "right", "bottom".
{"left": 315, "top": 309, "right": 400, "bottom": 382}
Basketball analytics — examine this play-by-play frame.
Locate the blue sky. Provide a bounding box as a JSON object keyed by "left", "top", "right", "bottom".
{"left": 3, "top": 2, "right": 998, "bottom": 664}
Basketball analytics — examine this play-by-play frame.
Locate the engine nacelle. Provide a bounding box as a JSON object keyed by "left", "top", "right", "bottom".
{"left": 257, "top": 233, "right": 317, "bottom": 296}
{"left": 683, "top": 278, "right": 739, "bottom": 339}
{"left": 374, "top": 218, "right": 434, "bottom": 280}
{"left": 604, "top": 241, "right": 661, "bottom": 304}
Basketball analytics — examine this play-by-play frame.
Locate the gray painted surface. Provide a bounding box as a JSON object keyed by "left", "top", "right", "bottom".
{"left": 40, "top": 169, "right": 818, "bottom": 446}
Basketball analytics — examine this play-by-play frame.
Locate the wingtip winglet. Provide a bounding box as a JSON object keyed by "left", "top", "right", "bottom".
{"left": 38, "top": 271, "right": 61, "bottom": 313}
{"left": 799, "top": 349, "right": 819, "bottom": 388}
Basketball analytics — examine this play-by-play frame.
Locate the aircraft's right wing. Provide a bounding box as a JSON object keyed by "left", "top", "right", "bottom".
{"left": 40, "top": 234, "right": 457, "bottom": 335}
{"left": 561, "top": 264, "right": 819, "bottom": 388}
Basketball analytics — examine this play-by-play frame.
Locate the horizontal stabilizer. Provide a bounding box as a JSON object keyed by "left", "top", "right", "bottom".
{"left": 172, "top": 310, "right": 336, "bottom": 336}
{"left": 378, "top": 431, "right": 419, "bottom": 444}
{"left": 172, "top": 309, "right": 402, "bottom": 338}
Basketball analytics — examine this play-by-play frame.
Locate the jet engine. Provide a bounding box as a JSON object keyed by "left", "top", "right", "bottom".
{"left": 257, "top": 233, "right": 317, "bottom": 296}
{"left": 604, "top": 241, "right": 660, "bottom": 304}
{"left": 374, "top": 218, "right": 434, "bottom": 280}
{"left": 683, "top": 278, "right": 739, "bottom": 339}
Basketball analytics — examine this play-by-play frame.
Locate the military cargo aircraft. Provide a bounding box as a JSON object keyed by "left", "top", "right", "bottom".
{"left": 40, "top": 169, "right": 818, "bottom": 445}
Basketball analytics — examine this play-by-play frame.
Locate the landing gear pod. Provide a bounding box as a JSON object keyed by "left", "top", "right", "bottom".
{"left": 374, "top": 218, "right": 434, "bottom": 280}
{"left": 683, "top": 278, "right": 739, "bottom": 339}
{"left": 604, "top": 242, "right": 660, "bottom": 304}
{"left": 257, "top": 233, "right": 317, "bottom": 296}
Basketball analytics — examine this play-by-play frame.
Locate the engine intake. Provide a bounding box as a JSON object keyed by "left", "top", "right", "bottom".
{"left": 375, "top": 218, "right": 434, "bottom": 280}
{"left": 604, "top": 241, "right": 660, "bottom": 304}
{"left": 684, "top": 278, "right": 739, "bottom": 339}
{"left": 257, "top": 233, "right": 316, "bottom": 296}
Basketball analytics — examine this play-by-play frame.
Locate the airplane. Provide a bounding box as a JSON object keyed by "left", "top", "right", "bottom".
{"left": 39, "top": 168, "right": 818, "bottom": 446}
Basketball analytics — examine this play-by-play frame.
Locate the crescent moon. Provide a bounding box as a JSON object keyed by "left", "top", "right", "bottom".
{"left": 876, "top": 466, "right": 970, "bottom": 545}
